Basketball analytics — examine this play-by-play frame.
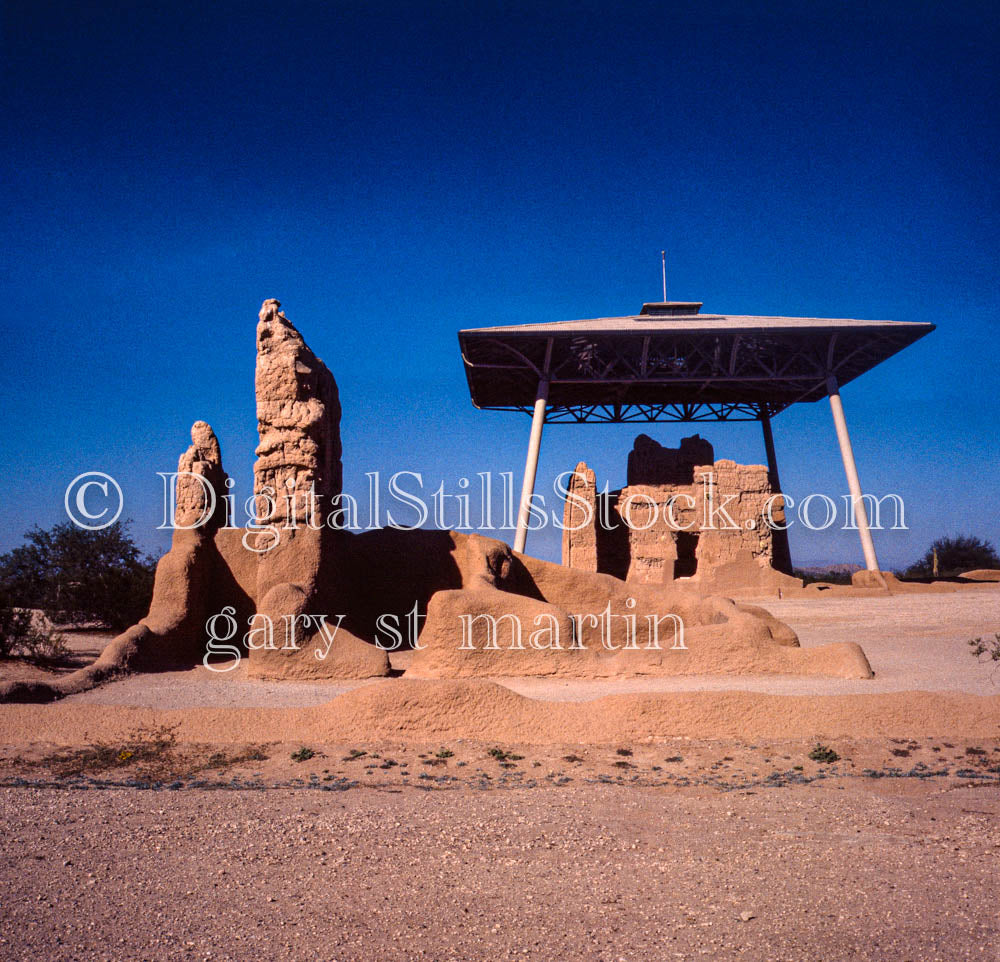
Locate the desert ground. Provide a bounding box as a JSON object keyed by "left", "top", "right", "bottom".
{"left": 1, "top": 585, "right": 998, "bottom": 961}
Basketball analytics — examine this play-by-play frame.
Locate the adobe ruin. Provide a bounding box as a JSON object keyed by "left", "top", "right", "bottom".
{"left": 561, "top": 434, "right": 802, "bottom": 595}
{"left": 0, "top": 300, "right": 875, "bottom": 703}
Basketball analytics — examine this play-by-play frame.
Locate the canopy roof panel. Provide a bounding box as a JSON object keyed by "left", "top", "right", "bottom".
{"left": 458, "top": 304, "right": 934, "bottom": 423}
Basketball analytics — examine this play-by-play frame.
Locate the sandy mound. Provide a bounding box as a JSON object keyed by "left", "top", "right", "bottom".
{"left": 2, "top": 679, "right": 999, "bottom": 746}
{"left": 959, "top": 569, "right": 1000, "bottom": 582}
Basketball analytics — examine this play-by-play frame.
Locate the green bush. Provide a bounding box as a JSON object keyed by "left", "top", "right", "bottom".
{"left": 0, "top": 521, "right": 156, "bottom": 630}
{"left": 808, "top": 743, "right": 840, "bottom": 764}
{"left": 903, "top": 535, "right": 1000, "bottom": 579}
{"left": 793, "top": 567, "right": 855, "bottom": 586}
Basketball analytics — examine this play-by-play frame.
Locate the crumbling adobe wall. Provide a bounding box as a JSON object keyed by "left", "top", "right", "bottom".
{"left": 0, "top": 421, "right": 253, "bottom": 703}
{"left": 407, "top": 536, "right": 872, "bottom": 680}
{"left": 246, "top": 300, "right": 388, "bottom": 679}
{"left": 627, "top": 433, "right": 712, "bottom": 486}
{"left": 254, "top": 298, "right": 343, "bottom": 512}
{"left": 561, "top": 463, "right": 598, "bottom": 572}
{"left": 563, "top": 434, "right": 801, "bottom": 593}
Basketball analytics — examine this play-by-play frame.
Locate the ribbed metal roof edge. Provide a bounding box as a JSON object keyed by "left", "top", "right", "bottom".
{"left": 460, "top": 315, "right": 934, "bottom": 335}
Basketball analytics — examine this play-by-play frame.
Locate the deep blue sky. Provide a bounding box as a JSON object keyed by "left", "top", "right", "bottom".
{"left": 2, "top": 0, "right": 998, "bottom": 570}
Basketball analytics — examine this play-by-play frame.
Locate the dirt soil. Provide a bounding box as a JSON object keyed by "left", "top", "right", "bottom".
{"left": 1, "top": 587, "right": 998, "bottom": 960}
{"left": 0, "top": 629, "right": 111, "bottom": 685}
{"left": 1, "top": 776, "right": 998, "bottom": 962}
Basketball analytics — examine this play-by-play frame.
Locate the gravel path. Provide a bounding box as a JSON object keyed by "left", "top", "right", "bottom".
{"left": 1, "top": 781, "right": 997, "bottom": 961}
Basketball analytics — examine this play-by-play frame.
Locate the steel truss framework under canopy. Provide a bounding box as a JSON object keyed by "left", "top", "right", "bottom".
{"left": 457, "top": 302, "right": 935, "bottom": 571}
{"left": 459, "top": 308, "right": 934, "bottom": 423}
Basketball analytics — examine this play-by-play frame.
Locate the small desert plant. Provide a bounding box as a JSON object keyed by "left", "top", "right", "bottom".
{"left": 38, "top": 723, "right": 179, "bottom": 778}
{"left": 18, "top": 626, "right": 67, "bottom": 663}
{"left": 488, "top": 748, "right": 524, "bottom": 762}
{"left": 0, "top": 596, "right": 66, "bottom": 663}
{"left": 204, "top": 747, "right": 269, "bottom": 770}
{"left": 435, "top": 748, "right": 454, "bottom": 759}
{"left": 969, "top": 634, "right": 1000, "bottom": 664}
{"left": 808, "top": 744, "right": 840, "bottom": 764}
{"left": 291, "top": 747, "right": 316, "bottom": 763}
{"left": 5, "top": 727, "right": 274, "bottom": 782}
{"left": 615, "top": 747, "right": 633, "bottom": 757}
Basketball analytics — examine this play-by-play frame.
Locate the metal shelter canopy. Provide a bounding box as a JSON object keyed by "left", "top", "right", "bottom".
{"left": 459, "top": 302, "right": 934, "bottom": 423}
{"left": 458, "top": 301, "right": 935, "bottom": 571}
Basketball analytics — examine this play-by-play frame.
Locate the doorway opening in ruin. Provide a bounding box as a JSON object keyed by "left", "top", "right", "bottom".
{"left": 674, "top": 532, "right": 699, "bottom": 578}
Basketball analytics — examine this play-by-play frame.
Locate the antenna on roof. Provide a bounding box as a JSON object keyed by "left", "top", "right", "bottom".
{"left": 661, "top": 250, "right": 667, "bottom": 302}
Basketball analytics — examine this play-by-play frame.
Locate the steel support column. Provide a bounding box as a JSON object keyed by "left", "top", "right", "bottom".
{"left": 513, "top": 378, "right": 549, "bottom": 554}
{"left": 760, "top": 410, "right": 794, "bottom": 575}
{"left": 826, "top": 374, "right": 880, "bottom": 572}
